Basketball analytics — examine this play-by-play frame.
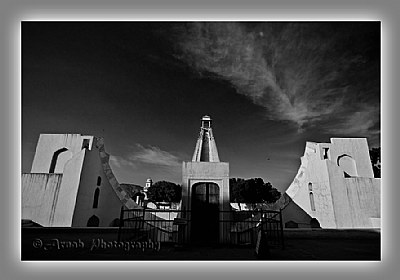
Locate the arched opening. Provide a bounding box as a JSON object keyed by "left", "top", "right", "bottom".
{"left": 308, "top": 182, "right": 313, "bottom": 192}
{"left": 191, "top": 182, "right": 219, "bottom": 244}
{"left": 93, "top": 188, "right": 100, "bottom": 208}
{"left": 82, "top": 138, "right": 90, "bottom": 150}
{"left": 337, "top": 154, "right": 358, "bottom": 177}
{"left": 49, "top": 148, "right": 68, "bottom": 173}
{"left": 309, "top": 192, "right": 316, "bottom": 211}
{"left": 97, "top": 176, "right": 102, "bottom": 186}
{"left": 87, "top": 215, "right": 99, "bottom": 227}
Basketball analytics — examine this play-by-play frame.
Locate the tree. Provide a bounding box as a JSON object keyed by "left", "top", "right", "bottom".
{"left": 369, "top": 147, "right": 381, "bottom": 178}
{"left": 147, "top": 181, "right": 182, "bottom": 202}
{"left": 229, "top": 178, "right": 246, "bottom": 203}
{"left": 229, "top": 177, "right": 281, "bottom": 209}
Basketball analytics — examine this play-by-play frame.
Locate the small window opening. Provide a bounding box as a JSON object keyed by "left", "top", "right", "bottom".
{"left": 323, "top": 148, "right": 329, "bottom": 159}
{"left": 203, "top": 120, "right": 210, "bottom": 128}
{"left": 82, "top": 139, "right": 90, "bottom": 150}
{"left": 93, "top": 188, "right": 100, "bottom": 208}
{"left": 97, "top": 176, "right": 101, "bottom": 186}
{"left": 309, "top": 192, "right": 316, "bottom": 211}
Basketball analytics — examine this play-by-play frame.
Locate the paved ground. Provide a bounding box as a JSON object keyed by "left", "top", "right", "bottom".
{"left": 21, "top": 228, "right": 380, "bottom": 261}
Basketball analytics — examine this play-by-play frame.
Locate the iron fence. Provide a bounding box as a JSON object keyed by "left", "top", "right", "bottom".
{"left": 117, "top": 207, "right": 284, "bottom": 249}
{"left": 225, "top": 210, "right": 284, "bottom": 248}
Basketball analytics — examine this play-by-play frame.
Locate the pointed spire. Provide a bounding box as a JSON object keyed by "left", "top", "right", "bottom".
{"left": 192, "top": 115, "right": 220, "bottom": 162}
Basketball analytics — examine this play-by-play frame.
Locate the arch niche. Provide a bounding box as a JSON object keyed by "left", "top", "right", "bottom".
{"left": 49, "top": 148, "right": 72, "bottom": 173}
{"left": 87, "top": 215, "right": 100, "bottom": 227}
{"left": 337, "top": 154, "right": 358, "bottom": 177}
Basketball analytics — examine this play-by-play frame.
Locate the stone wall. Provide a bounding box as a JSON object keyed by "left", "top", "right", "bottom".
{"left": 22, "top": 173, "right": 63, "bottom": 226}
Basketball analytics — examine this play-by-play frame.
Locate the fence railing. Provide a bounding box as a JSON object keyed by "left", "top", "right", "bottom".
{"left": 225, "top": 210, "right": 284, "bottom": 248}
{"left": 117, "top": 207, "right": 284, "bottom": 249}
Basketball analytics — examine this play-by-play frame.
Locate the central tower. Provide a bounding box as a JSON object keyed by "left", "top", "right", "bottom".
{"left": 182, "top": 115, "right": 230, "bottom": 244}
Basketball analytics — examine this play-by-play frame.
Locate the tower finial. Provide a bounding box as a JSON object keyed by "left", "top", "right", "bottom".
{"left": 201, "top": 115, "right": 212, "bottom": 129}
{"left": 192, "top": 115, "right": 220, "bottom": 162}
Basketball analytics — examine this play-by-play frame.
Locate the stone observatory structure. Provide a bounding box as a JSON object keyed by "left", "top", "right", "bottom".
{"left": 181, "top": 115, "right": 230, "bottom": 244}
{"left": 21, "top": 134, "right": 141, "bottom": 227}
{"left": 281, "top": 138, "right": 380, "bottom": 229}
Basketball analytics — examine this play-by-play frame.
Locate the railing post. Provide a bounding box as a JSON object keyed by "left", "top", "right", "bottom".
{"left": 117, "top": 206, "right": 124, "bottom": 242}
{"left": 279, "top": 209, "right": 284, "bottom": 249}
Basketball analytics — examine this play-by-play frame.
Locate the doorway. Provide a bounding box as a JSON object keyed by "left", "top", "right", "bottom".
{"left": 191, "top": 182, "right": 220, "bottom": 244}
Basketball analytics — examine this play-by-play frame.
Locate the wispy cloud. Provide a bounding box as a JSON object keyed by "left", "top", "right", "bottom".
{"left": 323, "top": 104, "right": 381, "bottom": 147}
{"left": 169, "top": 22, "right": 380, "bottom": 138}
{"left": 109, "top": 155, "right": 136, "bottom": 169}
{"left": 129, "top": 144, "right": 181, "bottom": 167}
{"left": 110, "top": 144, "right": 182, "bottom": 170}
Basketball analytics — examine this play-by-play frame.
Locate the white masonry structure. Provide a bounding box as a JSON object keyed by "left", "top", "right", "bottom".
{"left": 21, "top": 134, "right": 141, "bottom": 227}
{"left": 283, "top": 138, "right": 381, "bottom": 229}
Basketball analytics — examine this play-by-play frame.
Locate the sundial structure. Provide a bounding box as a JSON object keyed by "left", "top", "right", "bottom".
{"left": 181, "top": 115, "right": 230, "bottom": 244}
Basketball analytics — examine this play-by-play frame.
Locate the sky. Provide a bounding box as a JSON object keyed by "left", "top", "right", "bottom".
{"left": 22, "top": 22, "right": 381, "bottom": 192}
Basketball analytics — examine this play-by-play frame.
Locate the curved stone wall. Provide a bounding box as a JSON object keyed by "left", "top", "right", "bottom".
{"left": 96, "top": 137, "right": 142, "bottom": 210}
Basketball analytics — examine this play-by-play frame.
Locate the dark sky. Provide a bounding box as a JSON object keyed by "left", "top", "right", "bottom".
{"left": 22, "top": 22, "right": 380, "bottom": 192}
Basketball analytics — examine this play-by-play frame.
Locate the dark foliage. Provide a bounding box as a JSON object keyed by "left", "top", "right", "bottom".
{"left": 369, "top": 147, "right": 381, "bottom": 178}
{"left": 229, "top": 177, "right": 281, "bottom": 204}
{"left": 147, "top": 181, "right": 182, "bottom": 202}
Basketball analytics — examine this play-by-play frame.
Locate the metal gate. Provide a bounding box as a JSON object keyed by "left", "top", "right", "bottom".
{"left": 117, "top": 207, "right": 284, "bottom": 249}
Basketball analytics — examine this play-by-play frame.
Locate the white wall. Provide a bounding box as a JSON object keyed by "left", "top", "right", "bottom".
{"left": 330, "top": 138, "right": 374, "bottom": 178}
{"left": 22, "top": 148, "right": 86, "bottom": 227}
{"left": 286, "top": 145, "right": 337, "bottom": 228}
{"left": 51, "top": 149, "right": 86, "bottom": 226}
{"left": 21, "top": 173, "right": 63, "bottom": 226}
{"left": 284, "top": 138, "right": 380, "bottom": 229}
{"left": 31, "top": 134, "right": 93, "bottom": 173}
{"left": 328, "top": 160, "right": 380, "bottom": 228}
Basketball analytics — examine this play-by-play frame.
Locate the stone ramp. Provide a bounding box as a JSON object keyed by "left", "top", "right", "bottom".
{"left": 96, "top": 137, "right": 142, "bottom": 210}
